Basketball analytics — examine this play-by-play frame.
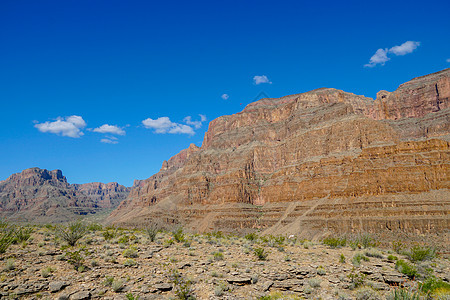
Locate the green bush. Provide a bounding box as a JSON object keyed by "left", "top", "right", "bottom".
{"left": 340, "top": 254, "right": 346, "bottom": 263}
{"left": 103, "top": 229, "right": 117, "bottom": 241}
{"left": 172, "top": 227, "right": 185, "bottom": 243}
{"left": 0, "top": 223, "right": 16, "bottom": 253}
{"left": 169, "top": 269, "right": 195, "bottom": 299}
{"left": 395, "top": 260, "right": 418, "bottom": 279}
{"left": 352, "top": 253, "right": 369, "bottom": 267}
{"left": 387, "top": 254, "right": 398, "bottom": 261}
{"left": 386, "top": 288, "right": 420, "bottom": 300}
{"left": 405, "top": 245, "right": 436, "bottom": 262}
{"left": 145, "top": 222, "right": 161, "bottom": 242}
{"left": 347, "top": 268, "right": 366, "bottom": 289}
{"left": 13, "top": 226, "right": 33, "bottom": 244}
{"left": 254, "top": 247, "right": 268, "bottom": 260}
{"left": 245, "top": 232, "right": 258, "bottom": 241}
{"left": 123, "top": 246, "right": 138, "bottom": 258}
{"left": 322, "top": 236, "right": 346, "bottom": 248}
{"left": 213, "top": 251, "right": 224, "bottom": 261}
{"left": 56, "top": 221, "right": 87, "bottom": 246}
{"left": 420, "top": 276, "right": 450, "bottom": 296}
{"left": 65, "top": 247, "right": 86, "bottom": 270}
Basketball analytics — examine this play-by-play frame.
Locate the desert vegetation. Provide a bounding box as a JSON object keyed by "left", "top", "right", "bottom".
{"left": 0, "top": 221, "right": 448, "bottom": 299}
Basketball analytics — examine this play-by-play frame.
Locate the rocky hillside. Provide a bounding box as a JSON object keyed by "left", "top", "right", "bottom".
{"left": 108, "top": 69, "right": 449, "bottom": 238}
{"left": 0, "top": 168, "right": 130, "bottom": 223}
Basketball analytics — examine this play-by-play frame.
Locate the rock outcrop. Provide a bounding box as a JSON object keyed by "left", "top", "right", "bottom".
{"left": 0, "top": 168, "right": 130, "bottom": 223}
{"left": 110, "top": 68, "right": 449, "bottom": 238}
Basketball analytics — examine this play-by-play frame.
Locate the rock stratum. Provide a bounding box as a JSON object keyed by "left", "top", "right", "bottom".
{"left": 108, "top": 68, "right": 450, "bottom": 238}
{"left": 0, "top": 168, "right": 130, "bottom": 223}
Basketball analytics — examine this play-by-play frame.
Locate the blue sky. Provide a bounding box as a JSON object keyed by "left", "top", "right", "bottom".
{"left": 1, "top": 0, "right": 449, "bottom": 186}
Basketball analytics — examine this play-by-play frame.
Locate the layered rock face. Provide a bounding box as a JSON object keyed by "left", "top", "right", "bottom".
{"left": 0, "top": 168, "right": 130, "bottom": 223}
{"left": 109, "top": 69, "right": 450, "bottom": 237}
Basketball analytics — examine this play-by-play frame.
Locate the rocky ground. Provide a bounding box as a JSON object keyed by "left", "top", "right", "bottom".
{"left": 0, "top": 224, "right": 449, "bottom": 300}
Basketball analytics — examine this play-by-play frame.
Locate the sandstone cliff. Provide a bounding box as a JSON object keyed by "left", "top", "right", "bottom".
{"left": 109, "top": 69, "right": 450, "bottom": 238}
{"left": 0, "top": 168, "right": 130, "bottom": 223}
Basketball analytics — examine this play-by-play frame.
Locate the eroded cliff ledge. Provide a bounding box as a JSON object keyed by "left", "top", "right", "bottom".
{"left": 109, "top": 69, "right": 450, "bottom": 237}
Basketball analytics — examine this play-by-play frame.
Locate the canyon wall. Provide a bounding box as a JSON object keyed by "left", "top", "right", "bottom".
{"left": 109, "top": 69, "right": 450, "bottom": 237}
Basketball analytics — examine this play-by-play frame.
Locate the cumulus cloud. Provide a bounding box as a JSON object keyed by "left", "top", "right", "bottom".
{"left": 221, "top": 94, "right": 229, "bottom": 100}
{"left": 34, "top": 115, "right": 86, "bottom": 138}
{"left": 253, "top": 75, "right": 272, "bottom": 85}
{"left": 364, "top": 48, "right": 390, "bottom": 67}
{"left": 183, "top": 115, "right": 207, "bottom": 129}
{"left": 101, "top": 137, "right": 118, "bottom": 144}
{"left": 93, "top": 124, "right": 125, "bottom": 135}
{"left": 142, "top": 117, "right": 195, "bottom": 135}
{"left": 365, "top": 41, "right": 420, "bottom": 67}
{"left": 389, "top": 41, "right": 420, "bottom": 56}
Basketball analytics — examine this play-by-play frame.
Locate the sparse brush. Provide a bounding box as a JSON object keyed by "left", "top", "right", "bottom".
{"left": 124, "top": 258, "right": 137, "bottom": 267}
{"left": 322, "top": 236, "right": 346, "bottom": 248}
{"left": 4, "top": 258, "right": 15, "bottom": 271}
{"left": 169, "top": 268, "right": 195, "bottom": 299}
{"left": 355, "top": 287, "right": 380, "bottom": 300}
{"left": 145, "top": 222, "right": 161, "bottom": 242}
{"left": 395, "top": 260, "right": 418, "bottom": 279}
{"left": 56, "top": 220, "right": 87, "bottom": 246}
{"left": 41, "top": 266, "right": 53, "bottom": 278}
{"left": 308, "top": 278, "right": 321, "bottom": 288}
{"left": 364, "top": 249, "right": 383, "bottom": 259}
{"left": 352, "top": 253, "right": 369, "bottom": 267}
{"left": 420, "top": 275, "right": 450, "bottom": 296}
{"left": 111, "top": 278, "right": 124, "bottom": 292}
{"left": 123, "top": 246, "right": 138, "bottom": 258}
{"left": 405, "top": 245, "right": 436, "bottom": 262}
{"left": 0, "top": 223, "right": 16, "bottom": 253}
{"left": 172, "top": 227, "right": 185, "bottom": 243}
{"left": 245, "top": 232, "right": 258, "bottom": 241}
{"left": 254, "top": 247, "right": 268, "bottom": 260}
{"left": 386, "top": 288, "right": 420, "bottom": 300}
{"left": 340, "top": 254, "right": 346, "bottom": 263}
{"left": 213, "top": 251, "right": 224, "bottom": 261}
{"left": 13, "top": 226, "right": 33, "bottom": 244}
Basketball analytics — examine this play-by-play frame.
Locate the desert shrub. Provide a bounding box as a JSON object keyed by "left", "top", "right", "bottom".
{"left": 349, "top": 233, "right": 377, "bottom": 249}
{"left": 65, "top": 247, "right": 86, "bottom": 270}
{"left": 308, "top": 278, "right": 321, "bottom": 288}
{"left": 125, "top": 293, "right": 139, "bottom": 300}
{"left": 340, "top": 253, "right": 346, "bottom": 263}
{"left": 386, "top": 288, "right": 420, "bottom": 300}
{"left": 103, "top": 229, "right": 117, "bottom": 241}
{"left": 123, "top": 246, "right": 138, "bottom": 258}
{"left": 4, "top": 258, "right": 15, "bottom": 271}
{"left": 56, "top": 220, "right": 87, "bottom": 246}
{"left": 259, "top": 292, "right": 303, "bottom": 299}
{"left": 172, "top": 227, "right": 185, "bottom": 243}
{"left": 41, "top": 266, "right": 53, "bottom": 278}
{"left": 124, "top": 258, "right": 137, "bottom": 267}
{"left": 322, "top": 236, "right": 346, "bottom": 248}
{"left": 420, "top": 276, "right": 450, "bottom": 297}
{"left": 355, "top": 287, "right": 381, "bottom": 300}
{"left": 87, "top": 223, "right": 103, "bottom": 232}
{"left": 387, "top": 254, "right": 398, "bottom": 261}
{"left": 405, "top": 245, "right": 436, "bottom": 262}
{"left": 103, "top": 276, "right": 115, "bottom": 286}
{"left": 145, "top": 222, "right": 162, "bottom": 242}
{"left": 352, "top": 253, "right": 369, "bottom": 267}
{"left": 0, "top": 223, "right": 16, "bottom": 253}
{"left": 392, "top": 240, "right": 405, "bottom": 254}
{"left": 254, "top": 247, "right": 268, "bottom": 260}
{"left": 213, "top": 251, "right": 224, "bottom": 261}
{"left": 395, "top": 260, "right": 418, "bottom": 279}
{"left": 272, "top": 235, "right": 285, "bottom": 245}
{"left": 112, "top": 278, "right": 124, "bottom": 292}
{"left": 117, "top": 234, "right": 130, "bottom": 244}
{"left": 347, "top": 268, "right": 366, "bottom": 289}
{"left": 13, "top": 226, "right": 33, "bottom": 244}
{"left": 169, "top": 268, "right": 195, "bottom": 299}
{"left": 364, "top": 249, "right": 383, "bottom": 259}
{"left": 245, "top": 232, "right": 258, "bottom": 241}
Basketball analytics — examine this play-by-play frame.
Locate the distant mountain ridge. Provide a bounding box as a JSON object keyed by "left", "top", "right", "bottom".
{"left": 0, "top": 167, "right": 130, "bottom": 223}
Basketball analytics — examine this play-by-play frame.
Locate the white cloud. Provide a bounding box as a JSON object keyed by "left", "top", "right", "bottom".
{"left": 101, "top": 138, "right": 118, "bottom": 144}
{"left": 34, "top": 115, "right": 86, "bottom": 138}
{"left": 364, "top": 48, "right": 390, "bottom": 67}
{"left": 221, "top": 94, "right": 229, "bottom": 100}
{"left": 446, "top": 58, "right": 450, "bottom": 63}
{"left": 93, "top": 124, "right": 125, "bottom": 135}
{"left": 365, "top": 41, "right": 420, "bottom": 67}
{"left": 183, "top": 115, "right": 206, "bottom": 129}
{"left": 142, "top": 117, "right": 195, "bottom": 135}
{"left": 253, "top": 75, "right": 272, "bottom": 85}
{"left": 389, "top": 41, "right": 420, "bottom": 56}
